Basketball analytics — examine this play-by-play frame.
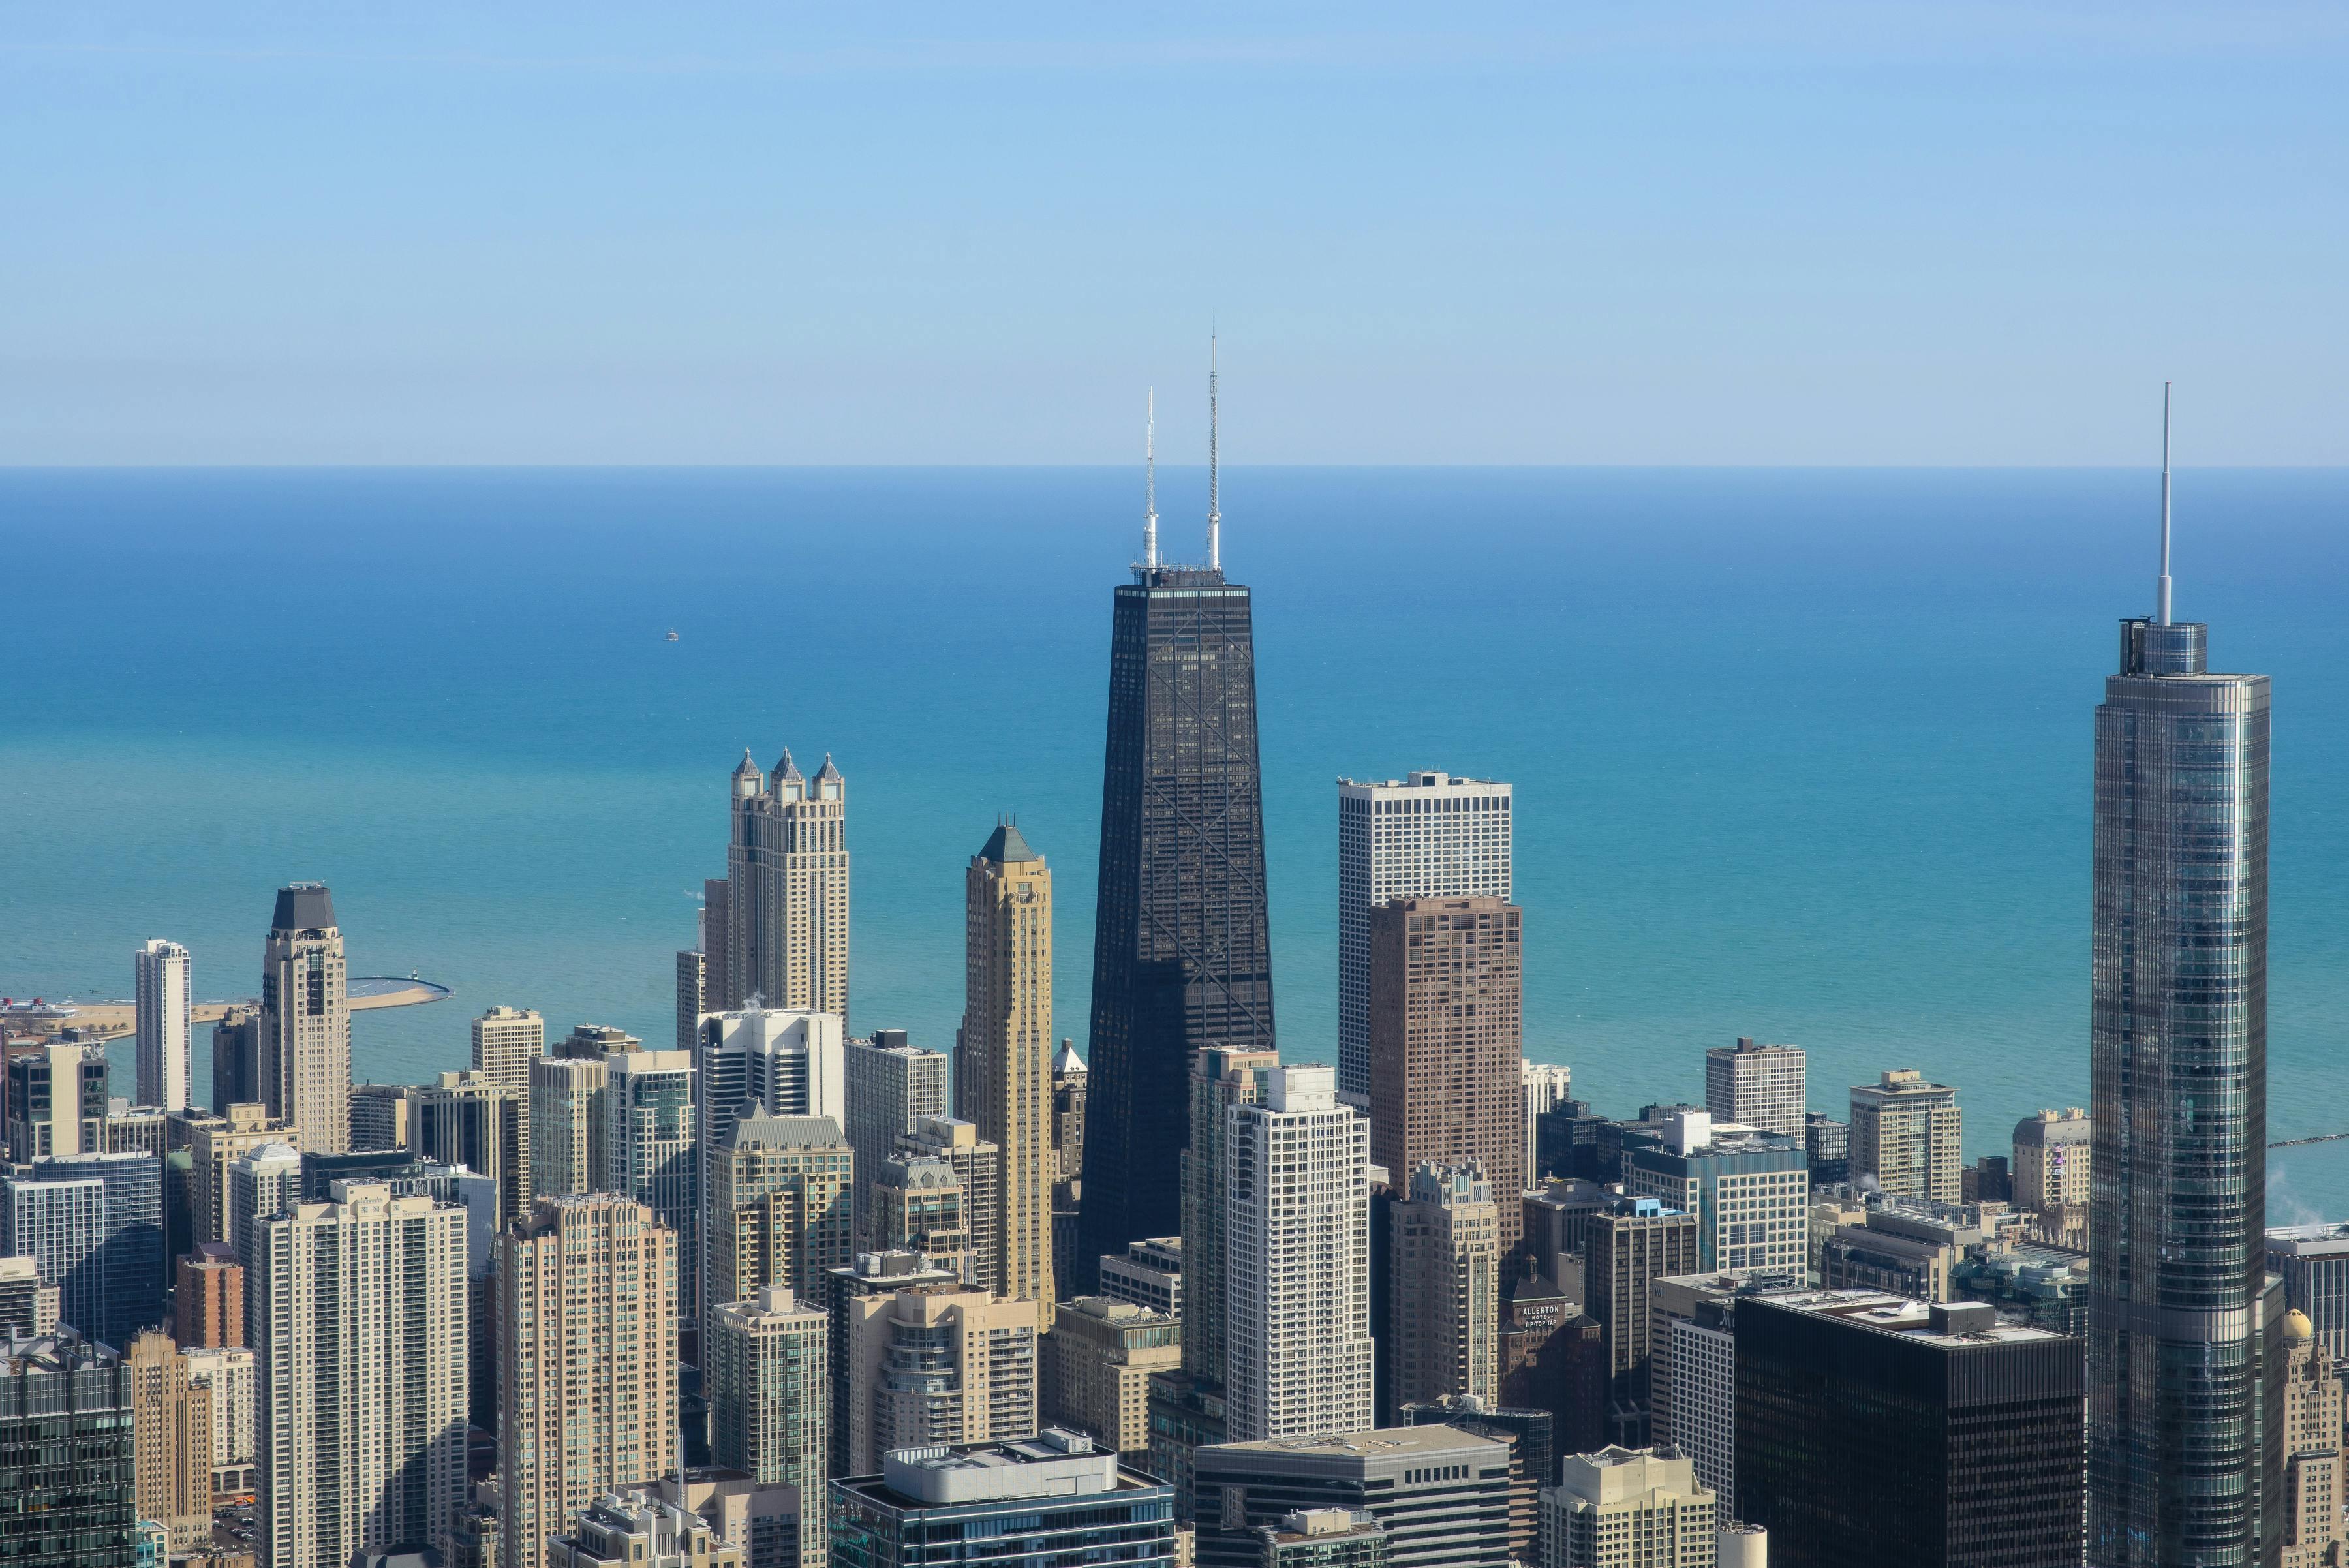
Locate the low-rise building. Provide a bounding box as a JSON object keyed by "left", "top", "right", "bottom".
{"left": 1193, "top": 1424, "right": 1514, "bottom": 1568}
{"left": 1100, "top": 1235, "right": 1184, "bottom": 1317}
{"left": 1541, "top": 1445, "right": 1717, "bottom": 1568}
{"left": 1259, "top": 1509, "right": 1390, "bottom": 1567}
{"left": 1042, "top": 1294, "right": 1183, "bottom": 1461}
{"left": 547, "top": 1491, "right": 745, "bottom": 1568}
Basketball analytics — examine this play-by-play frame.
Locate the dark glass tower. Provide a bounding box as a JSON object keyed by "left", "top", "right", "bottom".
{"left": 2087, "top": 463, "right": 2275, "bottom": 1560}
{"left": 1079, "top": 370, "right": 1276, "bottom": 1284}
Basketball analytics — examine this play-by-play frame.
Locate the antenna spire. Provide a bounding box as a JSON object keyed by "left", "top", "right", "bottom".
{"left": 1143, "top": 388, "right": 1159, "bottom": 569}
{"left": 2157, "top": 381, "right": 2173, "bottom": 626}
{"left": 1207, "top": 335, "right": 1221, "bottom": 571}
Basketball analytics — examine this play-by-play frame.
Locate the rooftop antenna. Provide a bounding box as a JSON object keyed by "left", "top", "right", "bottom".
{"left": 1143, "top": 388, "right": 1159, "bottom": 570}
{"left": 2157, "top": 381, "right": 2173, "bottom": 626}
{"left": 1207, "top": 334, "right": 1221, "bottom": 571}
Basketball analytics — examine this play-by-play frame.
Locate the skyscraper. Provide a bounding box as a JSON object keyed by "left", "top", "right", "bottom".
{"left": 1521, "top": 1061, "right": 1573, "bottom": 1193}
{"left": 470, "top": 1006, "right": 544, "bottom": 1092}
{"left": 703, "top": 1115, "right": 853, "bottom": 1321}
{"left": 1385, "top": 1161, "right": 1501, "bottom": 1421}
{"left": 0, "top": 1332, "right": 135, "bottom": 1568}
{"left": 724, "top": 749, "right": 850, "bottom": 1019}
{"left": 1847, "top": 1069, "right": 1961, "bottom": 1202}
{"left": 126, "top": 1330, "right": 213, "bottom": 1550}
{"left": 258, "top": 882, "right": 349, "bottom": 1154}
{"left": 211, "top": 1006, "right": 262, "bottom": 1117}
{"left": 1544, "top": 1447, "right": 1719, "bottom": 1568}
{"left": 1703, "top": 1038, "right": 1805, "bottom": 1138}
{"left": 190, "top": 1103, "right": 298, "bottom": 1247}
{"left": 1338, "top": 771, "right": 1514, "bottom": 1103}
{"left": 529, "top": 1053, "right": 609, "bottom": 1199}
{"left": 605, "top": 1049, "right": 697, "bottom": 1310}
{"left": 1367, "top": 895, "right": 1527, "bottom": 1251}
{"left": 835, "top": 1282, "right": 1041, "bottom": 1475}
{"left": 3, "top": 1153, "right": 164, "bottom": 1350}
{"left": 706, "top": 1284, "right": 829, "bottom": 1568}
{"left": 1081, "top": 365, "right": 1276, "bottom": 1283}
{"left": 2089, "top": 399, "right": 2275, "bottom": 1568}
{"left": 897, "top": 1115, "right": 1003, "bottom": 1292}
{"left": 256, "top": 1183, "right": 468, "bottom": 1568}
{"left": 1225, "top": 1065, "right": 1374, "bottom": 1443}
{"left": 2277, "top": 1309, "right": 2344, "bottom": 1568}
{"left": 962, "top": 823, "right": 1056, "bottom": 1309}
{"left": 499, "top": 1195, "right": 679, "bottom": 1568}
{"left": 406, "top": 1069, "right": 527, "bottom": 1229}
{"left": 842, "top": 1030, "right": 950, "bottom": 1244}
{"left": 133, "top": 940, "right": 192, "bottom": 1113}
{"left": 6, "top": 1041, "right": 108, "bottom": 1161}
{"left": 175, "top": 1242, "right": 243, "bottom": 1348}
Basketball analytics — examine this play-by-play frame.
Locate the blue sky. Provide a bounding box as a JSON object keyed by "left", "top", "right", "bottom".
{"left": 4, "top": 3, "right": 2344, "bottom": 463}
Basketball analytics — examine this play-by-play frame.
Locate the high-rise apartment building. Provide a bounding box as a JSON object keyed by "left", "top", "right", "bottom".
{"left": 1522, "top": 1062, "right": 1573, "bottom": 1191}
{"left": 870, "top": 1154, "right": 971, "bottom": 1278}
{"left": 184, "top": 1344, "right": 256, "bottom": 1498}
{"left": 1585, "top": 1198, "right": 1700, "bottom": 1445}
{"left": 1368, "top": 897, "right": 1526, "bottom": 1251}
{"left": 225, "top": 1141, "right": 303, "bottom": 1268}
{"left": 1081, "top": 414, "right": 1276, "bottom": 1284}
{"left": 696, "top": 1007, "right": 847, "bottom": 1157}
{"left": 1052, "top": 1040, "right": 1087, "bottom": 1180}
{"left": 176, "top": 1240, "right": 243, "bottom": 1347}
{"left": 1099, "top": 1235, "right": 1182, "bottom": 1317}
{"left": 1621, "top": 1110, "right": 1809, "bottom": 1274}
{"left": 3, "top": 1152, "right": 164, "bottom": 1349}
{"left": 1338, "top": 771, "right": 1512, "bottom": 1105}
{"left": 407, "top": 1069, "right": 527, "bottom": 1229}
{"left": 831, "top": 1433, "right": 1177, "bottom": 1568}
{"left": 835, "top": 1282, "right": 1041, "bottom": 1475}
{"left": 2089, "top": 521, "right": 2276, "bottom": 1567}
{"left": 191, "top": 1104, "right": 298, "bottom": 1246}
{"left": 0, "top": 1255, "right": 56, "bottom": 1338}
{"left": 2012, "top": 1107, "right": 2090, "bottom": 1212}
{"left": 1703, "top": 1038, "right": 1805, "bottom": 1138}
{"left": 7, "top": 1042, "right": 106, "bottom": 1163}
{"left": 604, "top": 1049, "right": 698, "bottom": 1308}
{"left": 675, "top": 947, "right": 706, "bottom": 1054}
{"left": 211, "top": 1007, "right": 263, "bottom": 1118}
{"left": 706, "top": 1284, "right": 829, "bottom": 1568}
{"left": 529, "top": 1053, "right": 609, "bottom": 1198}
{"left": 0, "top": 1332, "right": 135, "bottom": 1568}
{"left": 1848, "top": 1069, "right": 1961, "bottom": 1202}
{"left": 842, "top": 1030, "right": 949, "bottom": 1243}
{"left": 961, "top": 823, "right": 1056, "bottom": 1309}
{"left": 1385, "top": 1161, "right": 1501, "bottom": 1420}
{"left": 1193, "top": 1424, "right": 1515, "bottom": 1568}
{"left": 134, "top": 940, "right": 193, "bottom": 1113}
{"left": 1041, "top": 1293, "right": 1183, "bottom": 1462}
{"left": 823, "top": 1249, "right": 962, "bottom": 1478}
{"left": 1736, "top": 1291, "right": 2083, "bottom": 1567}
{"left": 1185, "top": 1045, "right": 1277, "bottom": 1389}
{"left": 1543, "top": 1446, "right": 1719, "bottom": 1568}
{"left": 703, "top": 1115, "right": 853, "bottom": 1320}
{"left": 560, "top": 1023, "right": 643, "bottom": 1060}
{"left": 256, "top": 1183, "right": 468, "bottom": 1568}
{"left": 127, "top": 1330, "right": 213, "bottom": 1550}
{"left": 470, "top": 1005, "right": 542, "bottom": 1092}
{"left": 258, "top": 883, "right": 350, "bottom": 1154}
{"left": 2279, "top": 1309, "right": 2344, "bottom": 1568}
{"left": 897, "top": 1115, "right": 1003, "bottom": 1292}
{"left": 1225, "top": 1065, "right": 1374, "bottom": 1443}
{"left": 499, "top": 1195, "right": 679, "bottom": 1568}
{"left": 724, "top": 749, "right": 850, "bottom": 1019}
{"left": 347, "top": 1083, "right": 410, "bottom": 1151}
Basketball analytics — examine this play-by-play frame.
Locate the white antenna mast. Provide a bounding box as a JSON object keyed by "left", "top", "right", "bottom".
{"left": 1143, "top": 388, "right": 1159, "bottom": 569}
{"left": 1207, "top": 334, "right": 1221, "bottom": 571}
{"left": 2157, "top": 381, "right": 2173, "bottom": 626}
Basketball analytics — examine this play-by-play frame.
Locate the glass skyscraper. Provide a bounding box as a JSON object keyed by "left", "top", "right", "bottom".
{"left": 2087, "top": 610, "right": 2273, "bottom": 1565}
{"left": 1077, "top": 559, "right": 1276, "bottom": 1285}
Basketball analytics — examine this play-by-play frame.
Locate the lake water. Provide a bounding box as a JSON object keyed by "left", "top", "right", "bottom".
{"left": 4, "top": 467, "right": 2345, "bottom": 1213}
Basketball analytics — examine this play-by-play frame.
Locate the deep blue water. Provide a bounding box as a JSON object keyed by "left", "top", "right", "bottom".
{"left": 4, "top": 467, "right": 2346, "bottom": 1212}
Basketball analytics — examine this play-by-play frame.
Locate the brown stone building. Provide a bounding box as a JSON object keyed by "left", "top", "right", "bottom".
{"left": 176, "top": 1241, "right": 243, "bottom": 1347}
{"left": 1368, "top": 896, "right": 1525, "bottom": 1250}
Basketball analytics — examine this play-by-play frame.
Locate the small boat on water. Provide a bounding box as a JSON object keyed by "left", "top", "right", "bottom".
{"left": 666, "top": 630, "right": 680, "bottom": 642}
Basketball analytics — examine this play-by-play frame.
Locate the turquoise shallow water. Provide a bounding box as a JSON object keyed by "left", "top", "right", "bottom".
{"left": 3, "top": 467, "right": 2345, "bottom": 1211}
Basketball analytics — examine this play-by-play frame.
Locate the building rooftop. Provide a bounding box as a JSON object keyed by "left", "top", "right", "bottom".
{"left": 848, "top": 1430, "right": 1166, "bottom": 1509}
{"left": 977, "top": 823, "right": 1040, "bottom": 863}
{"left": 1749, "top": 1288, "right": 2068, "bottom": 1347}
{"left": 271, "top": 882, "right": 338, "bottom": 932}
{"left": 726, "top": 1115, "right": 846, "bottom": 1152}
{"left": 2268, "top": 1223, "right": 2349, "bottom": 1252}
{"left": 1210, "top": 1424, "right": 1514, "bottom": 1461}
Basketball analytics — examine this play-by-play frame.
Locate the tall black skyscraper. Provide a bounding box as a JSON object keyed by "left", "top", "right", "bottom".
{"left": 1079, "top": 364, "right": 1276, "bottom": 1284}
{"left": 2088, "top": 388, "right": 2277, "bottom": 1567}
